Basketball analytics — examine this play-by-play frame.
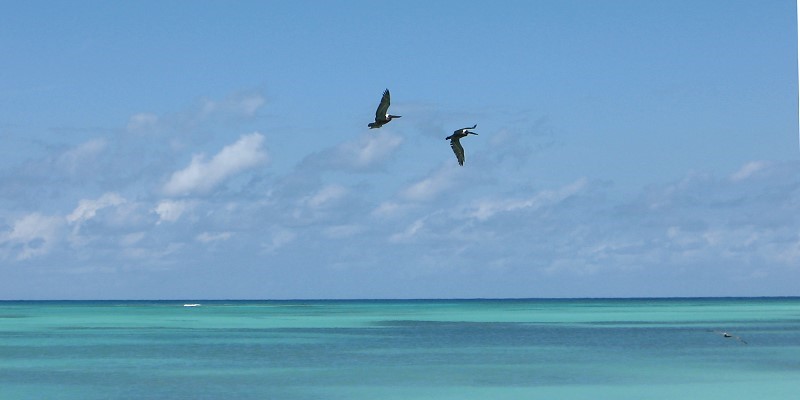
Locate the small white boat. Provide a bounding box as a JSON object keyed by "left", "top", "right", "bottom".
{"left": 183, "top": 303, "right": 201, "bottom": 307}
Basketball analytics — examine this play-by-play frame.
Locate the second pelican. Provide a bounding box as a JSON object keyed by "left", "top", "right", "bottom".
{"left": 445, "top": 124, "right": 478, "bottom": 166}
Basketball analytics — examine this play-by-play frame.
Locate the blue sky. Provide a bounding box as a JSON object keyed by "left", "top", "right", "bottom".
{"left": 1, "top": 1, "right": 797, "bottom": 299}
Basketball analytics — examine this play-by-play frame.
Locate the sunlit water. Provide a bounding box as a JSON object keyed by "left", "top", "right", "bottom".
{"left": 1, "top": 298, "right": 798, "bottom": 399}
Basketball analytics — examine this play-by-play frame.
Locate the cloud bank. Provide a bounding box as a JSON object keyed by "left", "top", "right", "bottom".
{"left": 1, "top": 89, "right": 796, "bottom": 299}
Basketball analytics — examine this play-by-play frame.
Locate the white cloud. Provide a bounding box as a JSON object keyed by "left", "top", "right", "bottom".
{"left": 401, "top": 166, "right": 457, "bottom": 202}
{"left": 730, "top": 161, "right": 769, "bottom": 182}
{"left": 469, "top": 178, "right": 587, "bottom": 220}
{"left": 371, "top": 201, "right": 408, "bottom": 219}
{"left": 56, "top": 139, "right": 108, "bottom": 176}
{"left": 126, "top": 113, "right": 160, "bottom": 133}
{"left": 773, "top": 237, "right": 800, "bottom": 265}
{"left": 120, "top": 232, "right": 146, "bottom": 247}
{"left": 666, "top": 226, "right": 708, "bottom": 248}
{"left": 348, "top": 132, "right": 403, "bottom": 168}
{"left": 122, "top": 242, "right": 184, "bottom": 261}
{"left": 323, "top": 224, "right": 364, "bottom": 239}
{"left": 1, "top": 213, "right": 63, "bottom": 260}
{"left": 196, "top": 232, "right": 233, "bottom": 243}
{"left": 261, "top": 229, "right": 296, "bottom": 253}
{"left": 230, "top": 94, "right": 266, "bottom": 117}
{"left": 389, "top": 219, "right": 426, "bottom": 243}
{"left": 126, "top": 92, "right": 265, "bottom": 136}
{"left": 154, "top": 200, "right": 193, "bottom": 224}
{"left": 65, "top": 193, "right": 136, "bottom": 248}
{"left": 304, "top": 184, "right": 347, "bottom": 209}
{"left": 198, "top": 93, "right": 266, "bottom": 118}
{"left": 305, "top": 132, "right": 403, "bottom": 171}
{"left": 163, "top": 132, "right": 268, "bottom": 196}
{"left": 290, "top": 184, "right": 351, "bottom": 223}
{"left": 67, "top": 193, "right": 126, "bottom": 226}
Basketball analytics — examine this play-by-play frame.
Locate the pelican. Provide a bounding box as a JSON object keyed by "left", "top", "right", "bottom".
{"left": 368, "top": 89, "right": 401, "bottom": 128}
{"left": 710, "top": 330, "right": 748, "bottom": 344}
{"left": 445, "top": 124, "right": 478, "bottom": 166}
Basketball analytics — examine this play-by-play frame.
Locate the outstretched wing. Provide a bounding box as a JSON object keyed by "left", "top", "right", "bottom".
{"left": 374, "top": 89, "right": 391, "bottom": 121}
{"left": 450, "top": 138, "right": 465, "bottom": 166}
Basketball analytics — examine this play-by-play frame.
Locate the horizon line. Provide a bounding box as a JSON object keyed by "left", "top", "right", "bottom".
{"left": 1, "top": 295, "right": 798, "bottom": 302}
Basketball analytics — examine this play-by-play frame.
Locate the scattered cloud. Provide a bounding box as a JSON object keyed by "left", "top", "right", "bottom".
{"left": 773, "top": 238, "right": 800, "bottom": 265}
{"left": 122, "top": 242, "right": 185, "bottom": 262}
{"left": 730, "top": 160, "right": 769, "bottom": 182}
{"left": 389, "top": 218, "right": 426, "bottom": 243}
{"left": 323, "top": 224, "right": 364, "bottom": 239}
{"left": 126, "top": 92, "right": 266, "bottom": 136}
{"left": 197, "top": 92, "right": 266, "bottom": 119}
{"left": 1, "top": 213, "right": 64, "bottom": 260}
{"left": 400, "top": 166, "right": 458, "bottom": 202}
{"left": 232, "top": 94, "right": 266, "bottom": 117}
{"left": 154, "top": 200, "right": 193, "bottom": 224}
{"left": 468, "top": 178, "right": 587, "bottom": 220}
{"left": 56, "top": 139, "right": 108, "bottom": 177}
{"left": 196, "top": 231, "right": 233, "bottom": 243}
{"left": 120, "top": 232, "right": 146, "bottom": 247}
{"left": 303, "top": 184, "right": 348, "bottom": 209}
{"left": 371, "top": 201, "right": 412, "bottom": 219}
{"left": 163, "top": 132, "right": 269, "bottom": 196}
{"left": 66, "top": 193, "right": 127, "bottom": 226}
{"left": 302, "top": 132, "right": 403, "bottom": 172}
{"left": 127, "top": 113, "right": 160, "bottom": 133}
{"left": 261, "top": 229, "right": 296, "bottom": 253}
{"left": 1, "top": 77, "right": 797, "bottom": 299}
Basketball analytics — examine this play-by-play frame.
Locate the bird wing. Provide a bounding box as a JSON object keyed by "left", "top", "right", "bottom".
{"left": 375, "top": 89, "right": 391, "bottom": 121}
{"left": 450, "top": 138, "right": 465, "bottom": 166}
{"left": 453, "top": 125, "right": 477, "bottom": 136}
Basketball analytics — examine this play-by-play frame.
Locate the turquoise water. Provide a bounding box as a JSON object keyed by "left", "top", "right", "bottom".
{"left": 1, "top": 298, "right": 798, "bottom": 399}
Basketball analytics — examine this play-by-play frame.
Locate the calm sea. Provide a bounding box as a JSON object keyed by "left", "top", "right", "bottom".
{"left": 1, "top": 298, "right": 798, "bottom": 399}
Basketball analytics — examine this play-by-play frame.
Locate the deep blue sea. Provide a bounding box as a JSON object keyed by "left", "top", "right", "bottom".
{"left": 1, "top": 298, "right": 798, "bottom": 399}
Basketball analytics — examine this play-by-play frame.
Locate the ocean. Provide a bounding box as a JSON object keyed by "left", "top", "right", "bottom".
{"left": 1, "top": 298, "right": 798, "bottom": 399}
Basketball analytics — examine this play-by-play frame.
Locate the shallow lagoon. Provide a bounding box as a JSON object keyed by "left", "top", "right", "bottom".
{"left": 1, "top": 298, "right": 798, "bottom": 399}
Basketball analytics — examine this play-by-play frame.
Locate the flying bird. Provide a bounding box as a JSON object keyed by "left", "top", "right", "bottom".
{"left": 368, "top": 89, "right": 401, "bottom": 129}
{"left": 710, "top": 330, "right": 748, "bottom": 345}
{"left": 445, "top": 124, "right": 478, "bottom": 166}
